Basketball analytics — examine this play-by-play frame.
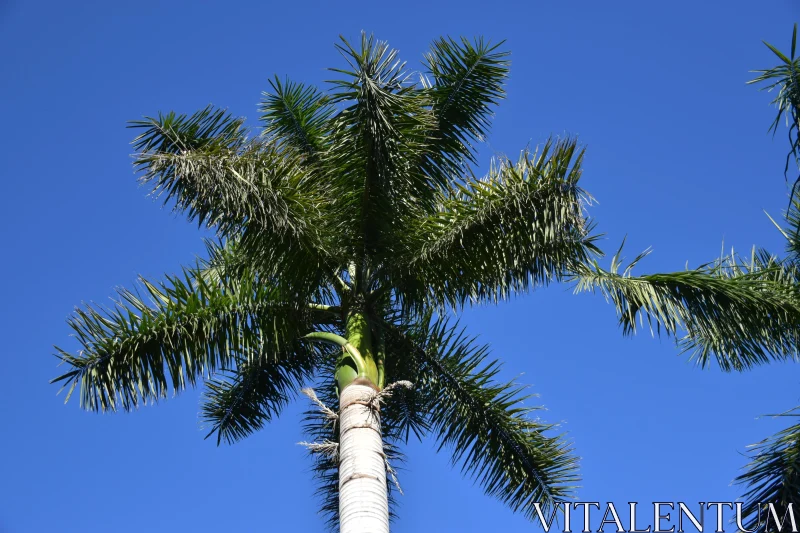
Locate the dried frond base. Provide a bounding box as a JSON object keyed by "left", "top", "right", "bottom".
{"left": 299, "top": 439, "right": 340, "bottom": 461}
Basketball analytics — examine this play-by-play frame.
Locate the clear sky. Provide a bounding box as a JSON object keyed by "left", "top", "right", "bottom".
{"left": 2, "top": 1, "right": 800, "bottom": 532}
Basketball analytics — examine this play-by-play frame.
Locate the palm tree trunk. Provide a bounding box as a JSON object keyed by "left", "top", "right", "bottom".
{"left": 338, "top": 379, "right": 389, "bottom": 533}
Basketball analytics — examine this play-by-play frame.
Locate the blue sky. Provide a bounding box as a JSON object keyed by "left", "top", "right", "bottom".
{"left": 2, "top": 1, "right": 800, "bottom": 531}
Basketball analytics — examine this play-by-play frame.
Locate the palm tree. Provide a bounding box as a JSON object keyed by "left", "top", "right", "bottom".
{"left": 52, "top": 34, "right": 800, "bottom": 533}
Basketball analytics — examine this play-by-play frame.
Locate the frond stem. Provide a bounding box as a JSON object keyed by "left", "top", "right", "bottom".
{"left": 303, "top": 331, "right": 368, "bottom": 376}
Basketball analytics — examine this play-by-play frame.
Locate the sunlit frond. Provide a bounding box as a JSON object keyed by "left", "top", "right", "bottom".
{"left": 131, "top": 110, "right": 342, "bottom": 298}
{"left": 260, "top": 77, "right": 335, "bottom": 158}
{"left": 423, "top": 36, "right": 509, "bottom": 172}
{"left": 390, "top": 137, "right": 600, "bottom": 311}
{"left": 573, "top": 245, "right": 800, "bottom": 371}
{"left": 52, "top": 267, "right": 314, "bottom": 412}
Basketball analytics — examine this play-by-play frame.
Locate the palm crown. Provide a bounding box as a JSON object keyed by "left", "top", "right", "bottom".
{"left": 53, "top": 34, "right": 800, "bottom": 530}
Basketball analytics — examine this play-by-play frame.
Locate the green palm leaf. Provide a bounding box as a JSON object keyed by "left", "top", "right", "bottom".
{"left": 391, "top": 137, "right": 600, "bottom": 310}
{"left": 423, "top": 36, "right": 509, "bottom": 172}
{"left": 573, "top": 246, "right": 800, "bottom": 371}
{"left": 260, "top": 76, "right": 335, "bottom": 158}
{"left": 201, "top": 345, "right": 327, "bottom": 445}
{"left": 749, "top": 23, "right": 800, "bottom": 193}
{"left": 131, "top": 108, "right": 340, "bottom": 298}
{"left": 52, "top": 266, "right": 316, "bottom": 412}
{"left": 767, "top": 196, "right": 800, "bottom": 265}
{"left": 734, "top": 409, "right": 800, "bottom": 533}
{"left": 384, "top": 315, "right": 579, "bottom": 517}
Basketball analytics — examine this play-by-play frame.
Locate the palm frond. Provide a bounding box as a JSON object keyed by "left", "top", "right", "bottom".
{"left": 196, "top": 238, "right": 253, "bottom": 287}
{"left": 52, "top": 266, "right": 315, "bottom": 412}
{"left": 260, "top": 77, "right": 335, "bottom": 158}
{"left": 390, "top": 137, "right": 600, "bottom": 311}
{"left": 768, "top": 196, "right": 800, "bottom": 263}
{"left": 130, "top": 105, "right": 247, "bottom": 155}
{"left": 572, "top": 245, "right": 800, "bottom": 371}
{"left": 423, "top": 37, "right": 510, "bottom": 171}
{"left": 379, "top": 335, "right": 431, "bottom": 443}
{"left": 786, "top": 197, "right": 800, "bottom": 260}
{"left": 135, "top": 141, "right": 304, "bottom": 236}
{"left": 326, "top": 33, "right": 438, "bottom": 258}
{"left": 384, "top": 315, "right": 579, "bottom": 518}
{"left": 301, "top": 370, "right": 343, "bottom": 530}
{"left": 131, "top": 106, "right": 284, "bottom": 234}
{"left": 131, "top": 110, "right": 341, "bottom": 297}
{"left": 200, "top": 343, "right": 329, "bottom": 445}
{"left": 734, "top": 408, "right": 800, "bottom": 533}
{"left": 749, "top": 24, "right": 800, "bottom": 193}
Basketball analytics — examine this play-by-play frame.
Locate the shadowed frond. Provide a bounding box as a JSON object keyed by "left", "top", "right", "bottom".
{"left": 260, "top": 77, "right": 335, "bottom": 158}
{"left": 196, "top": 238, "right": 253, "bottom": 287}
{"left": 200, "top": 343, "right": 330, "bottom": 445}
{"left": 52, "top": 267, "right": 315, "bottom": 412}
{"left": 735, "top": 409, "right": 800, "bottom": 533}
{"left": 301, "top": 368, "right": 342, "bottom": 530}
{"left": 379, "top": 333, "right": 431, "bottom": 443}
{"left": 384, "top": 315, "right": 579, "bottom": 518}
{"left": 423, "top": 37, "right": 509, "bottom": 171}
{"left": 390, "top": 137, "right": 600, "bottom": 310}
{"left": 195, "top": 239, "right": 336, "bottom": 307}
{"left": 573, "top": 245, "right": 800, "bottom": 371}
